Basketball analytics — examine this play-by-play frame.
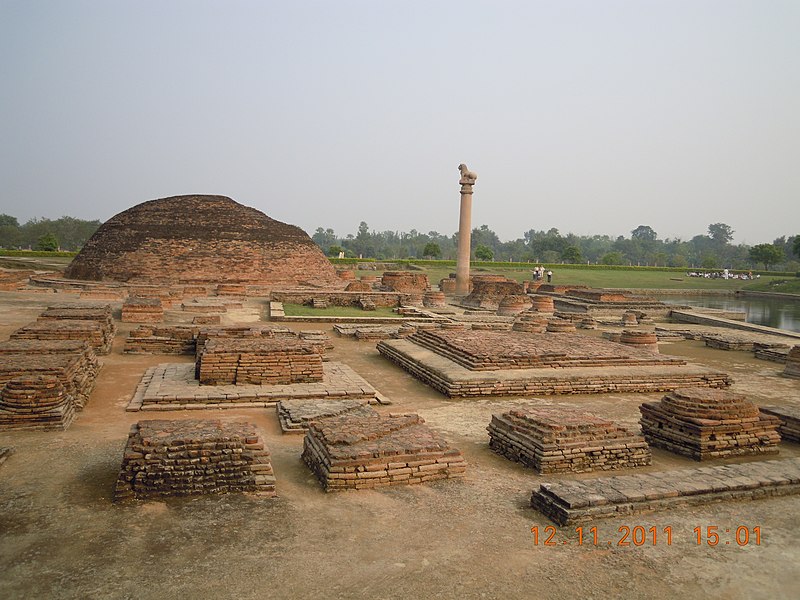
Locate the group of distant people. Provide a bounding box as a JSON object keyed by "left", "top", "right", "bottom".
{"left": 686, "top": 269, "right": 758, "bottom": 280}
{"left": 532, "top": 266, "right": 553, "bottom": 283}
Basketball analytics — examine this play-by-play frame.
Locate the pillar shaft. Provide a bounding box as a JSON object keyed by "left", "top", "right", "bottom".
{"left": 455, "top": 187, "right": 473, "bottom": 295}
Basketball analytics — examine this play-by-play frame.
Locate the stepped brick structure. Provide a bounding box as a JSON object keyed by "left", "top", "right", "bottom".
{"left": 0, "top": 352, "right": 98, "bottom": 410}
{"left": 423, "top": 291, "right": 447, "bottom": 308}
{"left": 12, "top": 320, "right": 114, "bottom": 355}
{"left": 488, "top": 406, "right": 651, "bottom": 473}
{"left": 760, "top": 406, "right": 800, "bottom": 442}
{"left": 196, "top": 338, "right": 323, "bottom": 386}
{"left": 378, "top": 329, "right": 731, "bottom": 397}
{"left": 121, "top": 297, "right": 164, "bottom": 323}
{"left": 277, "top": 398, "right": 377, "bottom": 434}
{"left": 302, "top": 413, "right": 466, "bottom": 491}
{"left": 512, "top": 313, "right": 548, "bottom": 333}
{"left": 620, "top": 330, "right": 659, "bottom": 352}
{"left": 64, "top": 195, "right": 341, "bottom": 288}
{"left": 783, "top": 345, "right": 800, "bottom": 378}
{"left": 113, "top": 419, "right": 276, "bottom": 502}
{"left": 0, "top": 375, "right": 77, "bottom": 431}
{"left": 640, "top": 388, "right": 781, "bottom": 460}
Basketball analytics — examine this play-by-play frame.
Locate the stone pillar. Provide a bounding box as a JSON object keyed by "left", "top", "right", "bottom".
{"left": 455, "top": 163, "right": 477, "bottom": 295}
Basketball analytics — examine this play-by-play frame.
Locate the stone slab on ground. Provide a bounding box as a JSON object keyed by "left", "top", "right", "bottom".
{"left": 531, "top": 457, "right": 800, "bottom": 525}
{"left": 760, "top": 405, "right": 800, "bottom": 443}
{"left": 112, "top": 419, "right": 276, "bottom": 502}
{"left": 377, "top": 338, "right": 731, "bottom": 398}
{"left": 277, "top": 398, "right": 377, "bottom": 434}
{"left": 127, "top": 361, "right": 379, "bottom": 411}
{"left": 302, "top": 413, "right": 466, "bottom": 491}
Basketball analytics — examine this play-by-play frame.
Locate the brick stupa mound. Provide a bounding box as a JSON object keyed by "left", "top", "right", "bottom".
{"left": 640, "top": 387, "right": 781, "bottom": 460}
{"left": 302, "top": 413, "right": 466, "bottom": 491}
{"left": 113, "top": 419, "right": 276, "bottom": 502}
{"left": 488, "top": 406, "right": 651, "bottom": 473}
{"left": 65, "top": 195, "right": 341, "bottom": 287}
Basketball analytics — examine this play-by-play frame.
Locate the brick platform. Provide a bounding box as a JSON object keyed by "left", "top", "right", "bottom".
{"left": 488, "top": 406, "right": 651, "bottom": 473}
{"left": 277, "top": 398, "right": 377, "bottom": 434}
{"left": 196, "top": 338, "right": 323, "bottom": 385}
{"left": 380, "top": 271, "right": 430, "bottom": 293}
{"left": 302, "top": 413, "right": 466, "bottom": 491}
{"left": 121, "top": 297, "right": 164, "bottom": 323}
{"left": 0, "top": 352, "right": 98, "bottom": 409}
{"left": 760, "top": 406, "right": 800, "bottom": 443}
{"left": 461, "top": 277, "right": 524, "bottom": 310}
{"left": 640, "top": 388, "right": 781, "bottom": 460}
{"left": 406, "top": 330, "right": 685, "bottom": 371}
{"left": 377, "top": 338, "right": 731, "bottom": 398}
{"left": 0, "top": 375, "right": 77, "bottom": 431}
{"left": 112, "top": 419, "right": 276, "bottom": 502}
{"left": 531, "top": 457, "right": 800, "bottom": 525}
{"left": 128, "top": 362, "right": 379, "bottom": 411}
{"left": 13, "top": 320, "right": 114, "bottom": 355}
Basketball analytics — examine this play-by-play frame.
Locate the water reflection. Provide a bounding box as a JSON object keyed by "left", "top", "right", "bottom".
{"left": 655, "top": 294, "right": 800, "bottom": 333}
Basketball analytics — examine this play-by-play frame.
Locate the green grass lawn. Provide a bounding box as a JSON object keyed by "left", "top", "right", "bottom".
{"left": 281, "top": 303, "right": 401, "bottom": 318}
{"left": 356, "top": 265, "right": 797, "bottom": 293}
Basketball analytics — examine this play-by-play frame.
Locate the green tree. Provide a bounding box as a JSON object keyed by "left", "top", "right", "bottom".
{"left": 328, "top": 245, "right": 345, "bottom": 257}
{"left": 793, "top": 235, "right": 800, "bottom": 259}
{"left": 474, "top": 244, "right": 493, "bottom": 260}
{"left": 631, "top": 225, "right": 657, "bottom": 241}
{"left": 708, "top": 223, "right": 734, "bottom": 245}
{"left": 749, "top": 244, "right": 784, "bottom": 270}
{"left": 600, "top": 251, "right": 624, "bottom": 265}
{"left": 422, "top": 242, "right": 441, "bottom": 259}
{"left": 36, "top": 232, "right": 59, "bottom": 251}
{"left": 561, "top": 246, "right": 581, "bottom": 263}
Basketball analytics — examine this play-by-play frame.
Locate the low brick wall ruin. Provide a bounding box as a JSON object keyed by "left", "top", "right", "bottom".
{"left": 113, "top": 419, "right": 276, "bottom": 502}
{"left": 302, "top": 413, "right": 466, "bottom": 491}
{"left": 488, "top": 407, "right": 651, "bottom": 473}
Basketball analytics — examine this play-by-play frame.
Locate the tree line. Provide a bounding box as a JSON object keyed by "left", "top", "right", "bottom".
{"left": 0, "top": 214, "right": 102, "bottom": 252}
{"left": 313, "top": 222, "right": 800, "bottom": 271}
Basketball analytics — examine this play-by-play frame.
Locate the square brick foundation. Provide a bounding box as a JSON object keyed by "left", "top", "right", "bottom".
{"left": 302, "top": 413, "right": 466, "bottom": 491}
{"left": 113, "top": 419, "right": 276, "bottom": 502}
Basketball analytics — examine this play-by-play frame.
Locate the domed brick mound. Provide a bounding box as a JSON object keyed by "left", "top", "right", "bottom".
{"left": 0, "top": 375, "right": 76, "bottom": 431}
{"left": 65, "top": 195, "right": 341, "bottom": 287}
{"left": 620, "top": 330, "right": 659, "bottom": 353}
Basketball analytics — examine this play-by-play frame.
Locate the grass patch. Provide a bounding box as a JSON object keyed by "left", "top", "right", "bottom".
{"left": 355, "top": 265, "right": 795, "bottom": 292}
{"left": 281, "top": 303, "right": 401, "bottom": 318}
{"left": 742, "top": 278, "right": 800, "bottom": 294}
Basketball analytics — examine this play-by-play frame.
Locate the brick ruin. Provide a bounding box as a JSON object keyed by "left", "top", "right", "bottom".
{"left": 460, "top": 276, "right": 524, "bottom": 310}
{"left": 760, "top": 406, "right": 800, "bottom": 443}
{"left": 488, "top": 406, "right": 651, "bottom": 473}
{"left": 544, "top": 287, "right": 671, "bottom": 318}
{"left": 302, "top": 413, "right": 466, "bottom": 491}
{"left": 531, "top": 457, "right": 800, "bottom": 525}
{"left": 121, "top": 297, "right": 164, "bottom": 323}
{"left": 640, "top": 387, "right": 781, "bottom": 460}
{"left": 0, "top": 353, "right": 97, "bottom": 411}
{"left": 783, "top": 345, "right": 800, "bottom": 378}
{"left": 0, "top": 375, "right": 76, "bottom": 431}
{"left": 64, "top": 194, "right": 342, "bottom": 289}
{"left": 196, "top": 338, "right": 323, "bottom": 386}
{"left": 406, "top": 329, "right": 683, "bottom": 371}
{"left": 380, "top": 271, "right": 430, "bottom": 294}
{"left": 497, "top": 295, "right": 532, "bottom": 316}
{"left": 113, "top": 419, "right": 276, "bottom": 502}
{"left": 277, "top": 398, "right": 376, "bottom": 434}
{"left": 378, "top": 329, "right": 731, "bottom": 397}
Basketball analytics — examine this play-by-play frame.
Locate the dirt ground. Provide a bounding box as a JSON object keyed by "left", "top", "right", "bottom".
{"left": 1, "top": 290, "right": 799, "bottom": 600}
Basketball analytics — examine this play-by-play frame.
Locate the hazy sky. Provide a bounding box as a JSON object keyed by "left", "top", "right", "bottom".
{"left": 1, "top": 1, "right": 798, "bottom": 245}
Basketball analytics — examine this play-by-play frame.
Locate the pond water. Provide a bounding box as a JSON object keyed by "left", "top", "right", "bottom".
{"left": 654, "top": 294, "right": 800, "bottom": 333}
